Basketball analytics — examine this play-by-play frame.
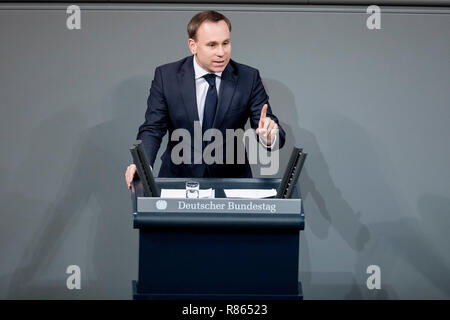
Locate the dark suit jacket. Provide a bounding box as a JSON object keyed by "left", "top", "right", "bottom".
{"left": 137, "top": 55, "right": 286, "bottom": 178}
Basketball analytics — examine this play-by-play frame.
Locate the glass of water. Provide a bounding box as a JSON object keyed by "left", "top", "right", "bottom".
{"left": 185, "top": 180, "right": 200, "bottom": 198}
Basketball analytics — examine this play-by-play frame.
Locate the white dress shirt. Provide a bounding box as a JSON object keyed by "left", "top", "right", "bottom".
{"left": 193, "top": 56, "right": 222, "bottom": 125}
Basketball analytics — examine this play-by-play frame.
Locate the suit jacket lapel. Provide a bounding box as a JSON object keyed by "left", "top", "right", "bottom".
{"left": 213, "top": 61, "right": 237, "bottom": 129}
{"left": 177, "top": 56, "right": 200, "bottom": 127}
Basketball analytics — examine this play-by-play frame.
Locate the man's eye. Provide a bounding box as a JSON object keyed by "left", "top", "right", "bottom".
{"left": 209, "top": 44, "right": 215, "bottom": 47}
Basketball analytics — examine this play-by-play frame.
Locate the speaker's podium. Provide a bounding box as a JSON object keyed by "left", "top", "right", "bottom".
{"left": 131, "top": 178, "right": 305, "bottom": 300}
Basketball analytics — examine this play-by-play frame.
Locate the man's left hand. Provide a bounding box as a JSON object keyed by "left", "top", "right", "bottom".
{"left": 255, "top": 104, "right": 278, "bottom": 146}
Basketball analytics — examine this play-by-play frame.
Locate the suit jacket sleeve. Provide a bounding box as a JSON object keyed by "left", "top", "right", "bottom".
{"left": 247, "top": 70, "right": 286, "bottom": 150}
{"left": 137, "top": 67, "right": 169, "bottom": 167}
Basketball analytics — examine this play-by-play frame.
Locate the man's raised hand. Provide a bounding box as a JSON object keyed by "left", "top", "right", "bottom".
{"left": 255, "top": 104, "right": 278, "bottom": 146}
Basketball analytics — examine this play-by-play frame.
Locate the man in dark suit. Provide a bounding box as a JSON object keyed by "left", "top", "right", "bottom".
{"left": 125, "top": 10, "right": 285, "bottom": 187}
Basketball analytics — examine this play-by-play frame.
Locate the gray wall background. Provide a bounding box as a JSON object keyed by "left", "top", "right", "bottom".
{"left": 0, "top": 3, "right": 449, "bottom": 299}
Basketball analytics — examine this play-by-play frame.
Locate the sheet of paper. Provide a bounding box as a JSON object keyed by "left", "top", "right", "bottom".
{"left": 160, "top": 188, "right": 215, "bottom": 199}
{"left": 223, "top": 189, "right": 277, "bottom": 199}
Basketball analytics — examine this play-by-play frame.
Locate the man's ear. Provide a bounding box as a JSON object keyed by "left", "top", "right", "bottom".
{"left": 188, "top": 38, "right": 197, "bottom": 55}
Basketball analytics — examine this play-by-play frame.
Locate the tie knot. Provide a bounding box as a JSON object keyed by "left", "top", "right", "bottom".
{"left": 203, "top": 73, "right": 216, "bottom": 87}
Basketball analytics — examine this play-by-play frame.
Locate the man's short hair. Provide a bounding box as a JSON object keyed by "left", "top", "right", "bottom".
{"left": 187, "top": 10, "right": 232, "bottom": 41}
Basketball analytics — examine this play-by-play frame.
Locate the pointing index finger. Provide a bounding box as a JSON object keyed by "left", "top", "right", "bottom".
{"left": 260, "top": 104, "right": 268, "bottom": 121}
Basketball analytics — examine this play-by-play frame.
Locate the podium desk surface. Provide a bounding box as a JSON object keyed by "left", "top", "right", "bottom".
{"left": 133, "top": 177, "right": 302, "bottom": 197}
{"left": 131, "top": 178, "right": 305, "bottom": 231}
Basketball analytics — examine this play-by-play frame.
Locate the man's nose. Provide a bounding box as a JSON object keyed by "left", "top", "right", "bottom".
{"left": 216, "top": 45, "right": 225, "bottom": 56}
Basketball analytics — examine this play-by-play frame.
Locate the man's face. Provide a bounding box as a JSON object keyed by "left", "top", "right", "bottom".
{"left": 188, "top": 20, "right": 231, "bottom": 73}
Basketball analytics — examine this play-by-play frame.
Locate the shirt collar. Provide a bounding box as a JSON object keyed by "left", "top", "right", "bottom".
{"left": 193, "top": 55, "right": 222, "bottom": 80}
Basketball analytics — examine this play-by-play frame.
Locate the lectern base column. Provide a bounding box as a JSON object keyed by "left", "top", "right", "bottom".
{"left": 132, "top": 281, "right": 303, "bottom": 300}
